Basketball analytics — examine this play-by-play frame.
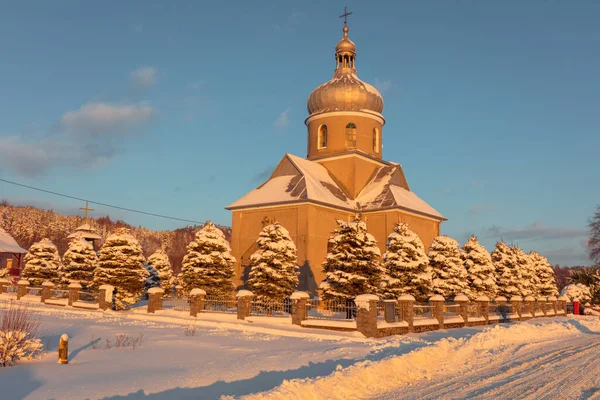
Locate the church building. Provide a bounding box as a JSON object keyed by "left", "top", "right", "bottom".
{"left": 226, "top": 18, "right": 445, "bottom": 294}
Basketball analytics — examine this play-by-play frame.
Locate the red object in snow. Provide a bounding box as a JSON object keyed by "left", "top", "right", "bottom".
{"left": 574, "top": 301, "right": 580, "bottom": 315}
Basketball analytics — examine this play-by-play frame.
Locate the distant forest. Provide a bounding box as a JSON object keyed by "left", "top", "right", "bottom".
{"left": 0, "top": 201, "right": 231, "bottom": 274}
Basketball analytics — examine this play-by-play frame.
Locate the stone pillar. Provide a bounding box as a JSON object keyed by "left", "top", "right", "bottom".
{"left": 0, "top": 278, "right": 10, "bottom": 294}
{"left": 68, "top": 282, "right": 82, "bottom": 306}
{"left": 429, "top": 295, "right": 445, "bottom": 329}
{"left": 175, "top": 285, "right": 183, "bottom": 299}
{"left": 99, "top": 285, "right": 114, "bottom": 311}
{"left": 495, "top": 296, "right": 507, "bottom": 322}
{"left": 454, "top": 294, "right": 469, "bottom": 325}
{"left": 538, "top": 296, "right": 548, "bottom": 316}
{"left": 147, "top": 287, "right": 165, "bottom": 313}
{"left": 189, "top": 288, "right": 206, "bottom": 317}
{"left": 557, "top": 295, "right": 569, "bottom": 315}
{"left": 41, "top": 281, "right": 55, "bottom": 303}
{"left": 290, "top": 291, "right": 310, "bottom": 326}
{"left": 524, "top": 296, "right": 535, "bottom": 317}
{"left": 355, "top": 294, "right": 379, "bottom": 338}
{"left": 236, "top": 290, "right": 253, "bottom": 320}
{"left": 398, "top": 294, "right": 415, "bottom": 332}
{"left": 548, "top": 296, "right": 558, "bottom": 315}
{"left": 476, "top": 296, "right": 490, "bottom": 324}
{"left": 16, "top": 280, "right": 29, "bottom": 300}
{"left": 58, "top": 334, "right": 69, "bottom": 364}
{"left": 510, "top": 296, "right": 523, "bottom": 321}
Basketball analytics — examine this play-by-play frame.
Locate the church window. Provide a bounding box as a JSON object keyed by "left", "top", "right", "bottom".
{"left": 373, "top": 127, "right": 379, "bottom": 153}
{"left": 345, "top": 123, "right": 357, "bottom": 148}
{"left": 318, "top": 125, "right": 328, "bottom": 149}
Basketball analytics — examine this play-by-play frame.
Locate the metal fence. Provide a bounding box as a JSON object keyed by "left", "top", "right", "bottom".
{"left": 566, "top": 303, "right": 574, "bottom": 314}
{"left": 162, "top": 297, "right": 190, "bottom": 312}
{"left": 306, "top": 299, "right": 356, "bottom": 321}
{"left": 204, "top": 295, "right": 237, "bottom": 313}
{"left": 78, "top": 291, "right": 98, "bottom": 303}
{"left": 443, "top": 304, "right": 461, "bottom": 318}
{"left": 250, "top": 298, "right": 291, "bottom": 317}
{"left": 413, "top": 304, "right": 434, "bottom": 320}
{"left": 50, "top": 289, "right": 69, "bottom": 299}
{"left": 6, "top": 285, "right": 18, "bottom": 295}
{"left": 468, "top": 303, "right": 483, "bottom": 319}
{"left": 25, "top": 287, "right": 41, "bottom": 296}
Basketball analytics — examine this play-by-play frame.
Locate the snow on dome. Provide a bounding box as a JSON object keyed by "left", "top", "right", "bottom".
{"left": 189, "top": 288, "right": 206, "bottom": 296}
{"left": 398, "top": 294, "right": 416, "bottom": 301}
{"left": 429, "top": 294, "right": 445, "bottom": 302}
{"left": 147, "top": 287, "right": 165, "bottom": 294}
{"left": 0, "top": 228, "right": 27, "bottom": 254}
{"left": 454, "top": 294, "right": 469, "bottom": 302}
{"left": 290, "top": 291, "right": 310, "bottom": 300}
{"left": 236, "top": 290, "right": 254, "bottom": 298}
{"left": 510, "top": 296, "right": 523, "bottom": 302}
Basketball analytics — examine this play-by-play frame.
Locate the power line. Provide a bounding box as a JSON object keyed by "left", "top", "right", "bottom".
{"left": 0, "top": 177, "right": 205, "bottom": 225}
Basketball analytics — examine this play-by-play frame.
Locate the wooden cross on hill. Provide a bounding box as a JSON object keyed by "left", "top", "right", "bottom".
{"left": 339, "top": 7, "right": 352, "bottom": 26}
{"left": 80, "top": 201, "right": 94, "bottom": 220}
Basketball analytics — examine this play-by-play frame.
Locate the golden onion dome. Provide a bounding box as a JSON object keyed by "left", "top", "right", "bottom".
{"left": 307, "top": 25, "right": 384, "bottom": 116}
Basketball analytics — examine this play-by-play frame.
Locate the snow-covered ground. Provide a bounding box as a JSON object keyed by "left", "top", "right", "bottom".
{"left": 1, "top": 299, "right": 599, "bottom": 400}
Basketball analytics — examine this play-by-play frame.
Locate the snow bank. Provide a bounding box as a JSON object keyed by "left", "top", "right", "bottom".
{"left": 242, "top": 318, "right": 595, "bottom": 400}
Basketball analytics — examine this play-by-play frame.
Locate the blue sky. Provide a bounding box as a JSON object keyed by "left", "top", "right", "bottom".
{"left": 0, "top": 1, "right": 598, "bottom": 266}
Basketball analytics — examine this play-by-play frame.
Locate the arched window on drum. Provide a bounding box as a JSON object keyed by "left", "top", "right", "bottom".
{"left": 318, "top": 125, "right": 328, "bottom": 149}
{"left": 345, "top": 123, "right": 357, "bottom": 148}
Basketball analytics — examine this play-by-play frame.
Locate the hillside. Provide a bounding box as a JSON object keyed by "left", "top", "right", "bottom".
{"left": 0, "top": 201, "right": 231, "bottom": 273}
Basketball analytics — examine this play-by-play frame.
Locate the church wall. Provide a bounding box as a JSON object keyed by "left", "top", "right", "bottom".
{"left": 307, "top": 114, "right": 383, "bottom": 160}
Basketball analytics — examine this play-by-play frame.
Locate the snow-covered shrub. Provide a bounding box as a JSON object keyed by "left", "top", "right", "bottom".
{"left": 320, "top": 218, "right": 384, "bottom": 301}
{"left": 561, "top": 283, "right": 592, "bottom": 303}
{"left": 381, "top": 223, "right": 431, "bottom": 301}
{"left": 146, "top": 249, "right": 173, "bottom": 294}
{"left": 530, "top": 251, "right": 559, "bottom": 296}
{"left": 428, "top": 236, "right": 469, "bottom": 299}
{"left": 181, "top": 222, "right": 236, "bottom": 296}
{"left": 61, "top": 238, "right": 97, "bottom": 289}
{"left": 461, "top": 235, "right": 496, "bottom": 299}
{"left": 247, "top": 222, "right": 299, "bottom": 299}
{"left": 22, "top": 238, "right": 63, "bottom": 287}
{"left": 492, "top": 241, "right": 521, "bottom": 298}
{"left": 0, "top": 303, "right": 43, "bottom": 367}
{"left": 93, "top": 228, "right": 148, "bottom": 310}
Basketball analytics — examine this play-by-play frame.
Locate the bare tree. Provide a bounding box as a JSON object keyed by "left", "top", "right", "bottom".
{"left": 589, "top": 206, "right": 600, "bottom": 266}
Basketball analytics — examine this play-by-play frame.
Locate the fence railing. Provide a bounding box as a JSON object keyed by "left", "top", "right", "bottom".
{"left": 204, "top": 295, "right": 237, "bottom": 313}
{"left": 6, "top": 285, "right": 18, "bottom": 294}
{"left": 162, "top": 297, "right": 190, "bottom": 312}
{"left": 50, "top": 289, "right": 69, "bottom": 299}
{"left": 78, "top": 291, "right": 98, "bottom": 303}
{"left": 413, "top": 304, "right": 434, "bottom": 320}
{"left": 25, "top": 287, "right": 41, "bottom": 296}
{"left": 468, "top": 303, "right": 483, "bottom": 319}
{"left": 305, "top": 299, "right": 356, "bottom": 321}
{"left": 443, "top": 304, "right": 461, "bottom": 318}
{"left": 250, "top": 298, "right": 291, "bottom": 317}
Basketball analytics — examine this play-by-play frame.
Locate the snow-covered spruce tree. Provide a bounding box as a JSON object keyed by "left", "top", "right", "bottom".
{"left": 180, "top": 222, "right": 236, "bottom": 296}
{"left": 428, "top": 236, "right": 469, "bottom": 299}
{"left": 144, "top": 262, "right": 160, "bottom": 293}
{"left": 146, "top": 249, "right": 173, "bottom": 293}
{"left": 93, "top": 228, "right": 148, "bottom": 310}
{"left": 530, "top": 251, "right": 559, "bottom": 297}
{"left": 61, "top": 238, "right": 97, "bottom": 289}
{"left": 381, "top": 223, "right": 431, "bottom": 301}
{"left": 247, "top": 223, "right": 299, "bottom": 299}
{"left": 461, "top": 235, "right": 497, "bottom": 299}
{"left": 492, "top": 241, "right": 521, "bottom": 298}
{"left": 21, "top": 238, "right": 62, "bottom": 287}
{"left": 320, "top": 218, "right": 384, "bottom": 301}
{"left": 512, "top": 245, "right": 537, "bottom": 297}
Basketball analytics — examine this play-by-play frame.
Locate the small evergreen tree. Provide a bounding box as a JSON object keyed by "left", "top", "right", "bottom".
{"left": 530, "top": 251, "right": 559, "bottom": 296}
{"left": 247, "top": 223, "right": 299, "bottom": 299}
{"left": 381, "top": 223, "right": 431, "bottom": 301}
{"left": 93, "top": 228, "right": 147, "bottom": 310}
{"left": 180, "top": 222, "right": 236, "bottom": 296}
{"left": 21, "top": 238, "right": 62, "bottom": 287}
{"left": 146, "top": 249, "right": 173, "bottom": 293}
{"left": 61, "top": 238, "right": 97, "bottom": 289}
{"left": 320, "top": 217, "right": 384, "bottom": 301}
{"left": 492, "top": 241, "right": 521, "bottom": 298}
{"left": 144, "top": 262, "right": 160, "bottom": 292}
{"left": 428, "top": 236, "right": 469, "bottom": 299}
{"left": 462, "top": 235, "right": 496, "bottom": 299}
{"left": 513, "top": 245, "right": 537, "bottom": 297}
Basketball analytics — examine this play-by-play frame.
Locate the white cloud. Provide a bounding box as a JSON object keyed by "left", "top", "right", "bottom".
{"left": 374, "top": 78, "right": 392, "bottom": 94}
{"left": 130, "top": 66, "right": 157, "bottom": 89}
{"left": 59, "top": 102, "right": 154, "bottom": 136}
{"left": 274, "top": 107, "right": 291, "bottom": 130}
{"left": 481, "top": 220, "right": 589, "bottom": 242}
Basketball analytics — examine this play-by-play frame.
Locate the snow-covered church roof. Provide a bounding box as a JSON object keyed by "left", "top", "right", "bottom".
{"left": 226, "top": 154, "right": 445, "bottom": 220}
{"left": 0, "top": 228, "right": 27, "bottom": 254}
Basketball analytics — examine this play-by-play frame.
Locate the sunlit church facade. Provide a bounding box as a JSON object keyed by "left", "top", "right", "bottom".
{"left": 227, "top": 21, "right": 445, "bottom": 294}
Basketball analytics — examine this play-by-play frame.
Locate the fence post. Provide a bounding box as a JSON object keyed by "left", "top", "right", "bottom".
{"left": 41, "top": 281, "right": 55, "bottom": 303}
{"left": 290, "top": 291, "right": 310, "bottom": 326}
{"left": 510, "top": 296, "right": 522, "bottom": 321}
{"left": 16, "top": 280, "right": 29, "bottom": 300}
{"left": 355, "top": 294, "right": 379, "bottom": 338}
{"left": 524, "top": 296, "right": 535, "bottom": 317}
{"left": 547, "top": 296, "right": 557, "bottom": 316}
{"left": 68, "top": 282, "right": 81, "bottom": 306}
{"left": 537, "top": 296, "right": 548, "bottom": 316}
{"left": 98, "top": 285, "right": 114, "bottom": 311}
{"left": 495, "top": 296, "right": 507, "bottom": 322}
{"left": 398, "top": 294, "right": 415, "bottom": 332}
{"left": 429, "top": 295, "right": 445, "bottom": 329}
{"left": 236, "top": 290, "right": 253, "bottom": 320}
{"left": 175, "top": 285, "right": 183, "bottom": 299}
{"left": 454, "top": 294, "right": 469, "bottom": 325}
{"left": 557, "top": 295, "right": 568, "bottom": 315}
{"left": 0, "top": 278, "right": 9, "bottom": 294}
{"left": 189, "top": 288, "right": 206, "bottom": 317}
{"left": 476, "top": 296, "right": 490, "bottom": 324}
{"left": 147, "top": 287, "right": 165, "bottom": 313}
